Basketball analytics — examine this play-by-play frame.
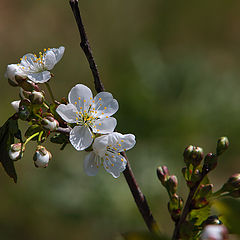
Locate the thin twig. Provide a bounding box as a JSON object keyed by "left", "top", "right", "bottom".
{"left": 69, "top": 0, "right": 160, "bottom": 234}
{"left": 69, "top": 0, "right": 105, "bottom": 93}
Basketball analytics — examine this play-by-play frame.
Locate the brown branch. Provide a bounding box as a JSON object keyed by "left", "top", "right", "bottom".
{"left": 69, "top": 0, "right": 160, "bottom": 234}
{"left": 69, "top": 0, "right": 105, "bottom": 93}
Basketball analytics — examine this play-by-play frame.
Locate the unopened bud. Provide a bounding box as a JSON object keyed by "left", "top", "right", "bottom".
{"left": 33, "top": 146, "right": 52, "bottom": 168}
{"left": 222, "top": 173, "right": 240, "bottom": 192}
{"left": 201, "top": 225, "right": 228, "bottom": 240}
{"left": 9, "top": 143, "right": 25, "bottom": 161}
{"left": 203, "top": 153, "right": 218, "bottom": 174}
{"left": 216, "top": 137, "right": 229, "bottom": 156}
{"left": 29, "top": 91, "right": 44, "bottom": 105}
{"left": 157, "top": 166, "right": 169, "bottom": 186}
{"left": 183, "top": 145, "right": 203, "bottom": 167}
{"left": 42, "top": 116, "right": 59, "bottom": 131}
{"left": 168, "top": 194, "right": 183, "bottom": 222}
{"left": 167, "top": 175, "right": 178, "bottom": 194}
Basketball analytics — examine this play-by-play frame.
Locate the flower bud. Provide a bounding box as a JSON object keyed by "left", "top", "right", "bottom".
{"left": 9, "top": 143, "right": 25, "bottom": 161}
{"left": 216, "top": 137, "right": 229, "bottom": 156}
{"left": 166, "top": 175, "right": 178, "bottom": 194}
{"left": 201, "top": 225, "right": 228, "bottom": 240}
{"left": 183, "top": 145, "right": 203, "bottom": 167}
{"left": 29, "top": 91, "right": 44, "bottom": 105}
{"left": 222, "top": 173, "right": 240, "bottom": 192}
{"left": 41, "top": 116, "right": 59, "bottom": 131}
{"left": 157, "top": 166, "right": 169, "bottom": 187}
{"left": 198, "top": 184, "right": 213, "bottom": 198}
{"left": 33, "top": 146, "right": 52, "bottom": 168}
{"left": 203, "top": 153, "right": 218, "bottom": 174}
{"left": 168, "top": 194, "right": 183, "bottom": 222}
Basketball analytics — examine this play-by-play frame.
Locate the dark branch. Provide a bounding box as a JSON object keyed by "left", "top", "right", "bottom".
{"left": 69, "top": 0, "right": 105, "bottom": 93}
{"left": 69, "top": 0, "right": 160, "bottom": 234}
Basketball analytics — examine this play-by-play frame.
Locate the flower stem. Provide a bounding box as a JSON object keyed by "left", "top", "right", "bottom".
{"left": 45, "top": 82, "right": 55, "bottom": 103}
{"left": 24, "top": 132, "right": 40, "bottom": 147}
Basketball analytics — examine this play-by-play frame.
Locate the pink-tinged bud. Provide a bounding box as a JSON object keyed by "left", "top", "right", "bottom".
{"left": 157, "top": 166, "right": 169, "bottom": 186}
{"left": 167, "top": 175, "right": 178, "bottom": 194}
{"left": 183, "top": 145, "right": 203, "bottom": 167}
{"left": 42, "top": 116, "right": 59, "bottom": 131}
{"left": 216, "top": 137, "right": 229, "bottom": 156}
{"left": 203, "top": 153, "right": 218, "bottom": 173}
{"left": 201, "top": 225, "right": 228, "bottom": 240}
{"left": 9, "top": 143, "right": 25, "bottom": 161}
{"left": 222, "top": 173, "right": 240, "bottom": 192}
{"left": 29, "top": 91, "right": 44, "bottom": 105}
{"left": 33, "top": 146, "right": 52, "bottom": 168}
{"left": 168, "top": 194, "right": 183, "bottom": 222}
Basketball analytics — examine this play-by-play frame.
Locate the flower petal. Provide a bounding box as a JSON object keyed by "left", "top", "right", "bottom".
{"left": 56, "top": 103, "right": 78, "bottom": 123}
{"left": 44, "top": 51, "right": 57, "bottom": 70}
{"left": 92, "top": 117, "right": 117, "bottom": 134}
{"left": 11, "top": 100, "right": 20, "bottom": 112}
{"left": 83, "top": 152, "right": 100, "bottom": 176}
{"left": 49, "top": 46, "right": 65, "bottom": 63}
{"left": 108, "top": 132, "right": 136, "bottom": 152}
{"left": 103, "top": 154, "right": 127, "bottom": 178}
{"left": 27, "top": 71, "right": 51, "bottom": 83}
{"left": 5, "top": 64, "right": 26, "bottom": 81}
{"left": 68, "top": 84, "right": 93, "bottom": 112}
{"left": 92, "top": 92, "right": 119, "bottom": 117}
{"left": 69, "top": 126, "right": 93, "bottom": 151}
{"left": 92, "top": 134, "right": 108, "bottom": 157}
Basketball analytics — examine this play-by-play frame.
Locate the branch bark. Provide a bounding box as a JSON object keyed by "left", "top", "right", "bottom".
{"left": 69, "top": 0, "right": 160, "bottom": 234}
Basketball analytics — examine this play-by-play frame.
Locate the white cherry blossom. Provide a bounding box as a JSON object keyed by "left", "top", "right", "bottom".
{"left": 5, "top": 46, "right": 65, "bottom": 83}
{"left": 84, "top": 132, "right": 136, "bottom": 178}
{"left": 56, "top": 84, "right": 118, "bottom": 151}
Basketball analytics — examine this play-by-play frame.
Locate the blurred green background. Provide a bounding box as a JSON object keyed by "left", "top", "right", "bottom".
{"left": 1, "top": 0, "right": 240, "bottom": 239}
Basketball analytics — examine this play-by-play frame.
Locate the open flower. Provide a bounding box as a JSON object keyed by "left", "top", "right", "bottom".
{"left": 84, "top": 132, "right": 136, "bottom": 178}
{"left": 5, "top": 46, "right": 65, "bottom": 83}
{"left": 56, "top": 84, "right": 118, "bottom": 151}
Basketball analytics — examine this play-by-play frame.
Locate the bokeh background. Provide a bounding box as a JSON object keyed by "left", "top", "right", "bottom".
{"left": 1, "top": 0, "right": 240, "bottom": 239}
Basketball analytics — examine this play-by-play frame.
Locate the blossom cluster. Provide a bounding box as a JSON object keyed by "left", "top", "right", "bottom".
{"left": 5, "top": 46, "right": 136, "bottom": 178}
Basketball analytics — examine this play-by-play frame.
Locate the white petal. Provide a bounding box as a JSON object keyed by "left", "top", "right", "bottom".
{"left": 5, "top": 64, "right": 26, "bottom": 81}
{"left": 49, "top": 46, "right": 65, "bottom": 63}
{"left": 56, "top": 103, "right": 78, "bottom": 123}
{"left": 83, "top": 152, "right": 100, "bottom": 176}
{"left": 44, "top": 51, "right": 57, "bottom": 70}
{"left": 11, "top": 100, "right": 20, "bottom": 112}
{"left": 92, "top": 92, "right": 119, "bottom": 117}
{"left": 92, "top": 135, "right": 108, "bottom": 157}
{"left": 69, "top": 126, "right": 93, "bottom": 151}
{"left": 27, "top": 71, "right": 51, "bottom": 83}
{"left": 103, "top": 154, "right": 127, "bottom": 178}
{"left": 68, "top": 84, "right": 93, "bottom": 111}
{"left": 92, "top": 117, "right": 117, "bottom": 134}
{"left": 107, "top": 132, "right": 136, "bottom": 152}
{"left": 20, "top": 53, "right": 37, "bottom": 68}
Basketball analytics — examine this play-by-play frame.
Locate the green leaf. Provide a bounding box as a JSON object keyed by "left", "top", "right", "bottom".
{"left": 122, "top": 231, "right": 170, "bottom": 240}
{"left": 189, "top": 205, "right": 211, "bottom": 225}
{"left": 0, "top": 117, "right": 19, "bottom": 183}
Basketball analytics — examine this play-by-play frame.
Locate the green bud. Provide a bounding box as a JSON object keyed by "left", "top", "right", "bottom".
{"left": 192, "top": 184, "right": 213, "bottom": 209}
{"left": 203, "top": 153, "right": 218, "bottom": 174}
{"left": 18, "top": 105, "right": 30, "bottom": 121}
{"left": 222, "top": 173, "right": 240, "bottom": 192}
{"left": 157, "top": 166, "right": 169, "bottom": 187}
{"left": 166, "top": 175, "right": 178, "bottom": 194}
{"left": 198, "top": 184, "right": 213, "bottom": 198}
{"left": 168, "top": 194, "right": 183, "bottom": 222}
{"left": 183, "top": 145, "right": 203, "bottom": 167}
{"left": 216, "top": 137, "right": 229, "bottom": 156}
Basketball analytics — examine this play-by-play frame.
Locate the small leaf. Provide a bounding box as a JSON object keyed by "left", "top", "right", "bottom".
{"left": 189, "top": 205, "right": 211, "bottom": 226}
{"left": 0, "top": 117, "right": 20, "bottom": 183}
